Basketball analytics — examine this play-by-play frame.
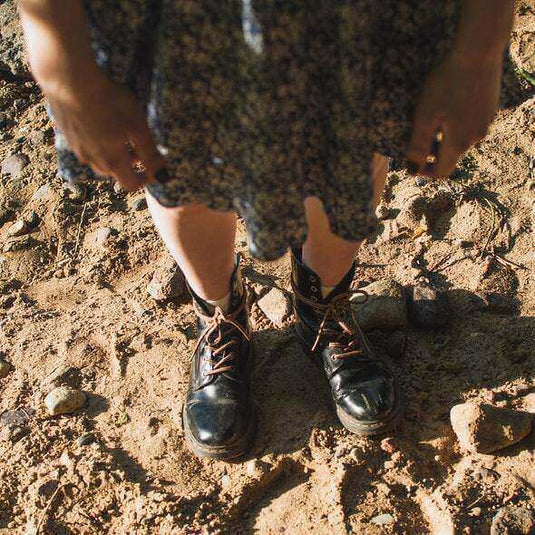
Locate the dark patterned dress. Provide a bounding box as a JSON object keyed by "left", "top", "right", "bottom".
{"left": 55, "top": 0, "right": 461, "bottom": 260}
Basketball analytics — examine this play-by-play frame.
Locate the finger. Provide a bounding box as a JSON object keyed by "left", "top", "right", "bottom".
{"left": 102, "top": 150, "right": 147, "bottom": 191}
{"left": 126, "top": 114, "right": 167, "bottom": 182}
{"left": 406, "top": 107, "right": 442, "bottom": 173}
{"left": 425, "top": 124, "right": 466, "bottom": 179}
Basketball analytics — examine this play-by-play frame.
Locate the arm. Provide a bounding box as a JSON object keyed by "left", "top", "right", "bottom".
{"left": 17, "top": 0, "right": 166, "bottom": 189}
{"left": 407, "top": 0, "right": 515, "bottom": 179}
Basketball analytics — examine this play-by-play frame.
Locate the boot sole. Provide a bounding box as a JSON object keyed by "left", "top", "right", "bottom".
{"left": 295, "top": 327, "right": 403, "bottom": 437}
{"left": 336, "top": 396, "right": 403, "bottom": 436}
{"left": 183, "top": 402, "right": 257, "bottom": 460}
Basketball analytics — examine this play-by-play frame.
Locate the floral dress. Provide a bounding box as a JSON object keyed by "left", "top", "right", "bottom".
{"left": 54, "top": 0, "right": 461, "bottom": 260}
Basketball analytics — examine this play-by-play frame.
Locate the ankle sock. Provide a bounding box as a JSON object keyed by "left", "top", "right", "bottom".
{"left": 204, "top": 292, "right": 231, "bottom": 312}
{"left": 321, "top": 285, "right": 335, "bottom": 299}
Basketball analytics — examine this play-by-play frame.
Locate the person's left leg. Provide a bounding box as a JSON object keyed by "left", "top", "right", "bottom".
{"left": 291, "top": 154, "right": 402, "bottom": 435}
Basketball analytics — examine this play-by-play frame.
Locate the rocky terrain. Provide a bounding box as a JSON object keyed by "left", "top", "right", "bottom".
{"left": 1, "top": 1, "right": 535, "bottom": 534}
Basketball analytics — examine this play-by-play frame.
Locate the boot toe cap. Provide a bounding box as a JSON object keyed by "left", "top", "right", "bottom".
{"left": 185, "top": 400, "right": 251, "bottom": 449}
{"left": 337, "top": 377, "right": 398, "bottom": 424}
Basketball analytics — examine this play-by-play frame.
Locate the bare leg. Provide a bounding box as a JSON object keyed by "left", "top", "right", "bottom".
{"left": 302, "top": 153, "right": 388, "bottom": 286}
{"left": 146, "top": 191, "right": 236, "bottom": 300}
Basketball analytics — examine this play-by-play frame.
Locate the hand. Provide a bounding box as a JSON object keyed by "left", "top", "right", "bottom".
{"left": 44, "top": 67, "right": 166, "bottom": 191}
{"left": 406, "top": 51, "right": 503, "bottom": 179}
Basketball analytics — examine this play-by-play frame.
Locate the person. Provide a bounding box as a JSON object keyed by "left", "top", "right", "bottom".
{"left": 18, "top": 0, "right": 514, "bottom": 459}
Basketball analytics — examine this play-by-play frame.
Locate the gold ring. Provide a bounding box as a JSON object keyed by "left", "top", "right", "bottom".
{"left": 131, "top": 160, "right": 146, "bottom": 174}
{"left": 425, "top": 154, "right": 438, "bottom": 165}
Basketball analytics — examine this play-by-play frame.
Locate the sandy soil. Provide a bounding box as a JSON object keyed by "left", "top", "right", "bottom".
{"left": 1, "top": 2, "right": 534, "bottom": 534}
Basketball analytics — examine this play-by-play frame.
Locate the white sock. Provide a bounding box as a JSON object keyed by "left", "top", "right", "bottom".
{"left": 321, "top": 285, "right": 335, "bottom": 299}
{"left": 205, "top": 292, "right": 231, "bottom": 312}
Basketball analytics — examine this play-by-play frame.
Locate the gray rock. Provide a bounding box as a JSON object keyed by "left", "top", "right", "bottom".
{"left": 408, "top": 284, "right": 449, "bottom": 330}
{"left": 1, "top": 153, "right": 29, "bottom": 177}
{"left": 7, "top": 219, "right": 28, "bottom": 237}
{"left": 490, "top": 506, "right": 535, "bottom": 535}
{"left": 76, "top": 432, "right": 95, "bottom": 447}
{"left": 147, "top": 259, "right": 185, "bottom": 300}
{"left": 0, "top": 359, "right": 11, "bottom": 378}
{"left": 130, "top": 196, "right": 147, "bottom": 211}
{"left": 450, "top": 402, "right": 532, "bottom": 454}
{"left": 257, "top": 288, "right": 291, "bottom": 326}
{"left": 29, "top": 130, "right": 46, "bottom": 146}
{"left": 31, "top": 184, "right": 51, "bottom": 201}
{"left": 44, "top": 387, "right": 86, "bottom": 416}
{"left": 95, "top": 227, "right": 114, "bottom": 249}
{"left": 371, "top": 513, "right": 395, "bottom": 525}
{"left": 352, "top": 279, "right": 407, "bottom": 331}
{"left": 375, "top": 203, "right": 390, "bottom": 220}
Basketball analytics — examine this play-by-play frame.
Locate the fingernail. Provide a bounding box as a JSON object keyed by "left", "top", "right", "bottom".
{"left": 407, "top": 161, "right": 420, "bottom": 175}
{"left": 155, "top": 168, "right": 171, "bottom": 184}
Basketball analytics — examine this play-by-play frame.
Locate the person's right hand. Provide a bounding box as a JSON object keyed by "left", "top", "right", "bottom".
{"left": 44, "top": 66, "right": 166, "bottom": 191}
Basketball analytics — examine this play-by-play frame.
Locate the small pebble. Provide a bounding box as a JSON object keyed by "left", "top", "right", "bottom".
{"left": 44, "top": 386, "right": 86, "bottom": 416}
{"left": 7, "top": 220, "right": 28, "bottom": 237}
{"left": 131, "top": 196, "right": 147, "bottom": 211}
{"left": 147, "top": 259, "right": 185, "bottom": 300}
{"left": 349, "top": 447, "right": 360, "bottom": 462}
{"left": 371, "top": 513, "right": 395, "bottom": 525}
{"left": 31, "top": 184, "right": 51, "bottom": 201}
{"left": 0, "top": 359, "right": 11, "bottom": 378}
{"left": 257, "top": 288, "right": 291, "bottom": 326}
{"left": 375, "top": 203, "right": 390, "bottom": 220}
{"left": 490, "top": 506, "right": 534, "bottom": 535}
{"left": 95, "top": 227, "right": 114, "bottom": 249}
{"left": 380, "top": 437, "right": 398, "bottom": 454}
{"left": 76, "top": 432, "right": 94, "bottom": 447}
{"left": 1, "top": 153, "right": 29, "bottom": 178}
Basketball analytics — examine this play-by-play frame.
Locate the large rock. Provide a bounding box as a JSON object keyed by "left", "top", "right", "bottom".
{"left": 407, "top": 284, "right": 449, "bottom": 330}
{"left": 257, "top": 287, "right": 291, "bottom": 326}
{"left": 490, "top": 506, "right": 535, "bottom": 535}
{"left": 44, "top": 387, "right": 86, "bottom": 416}
{"left": 352, "top": 279, "right": 408, "bottom": 331}
{"left": 450, "top": 402, "right": 532, "bottom": 454}
{"left": 1, "top": 153, "right": 29, "bottom": 177}
{"left": 147, "top": 258, "right": 185, "bottom": 300}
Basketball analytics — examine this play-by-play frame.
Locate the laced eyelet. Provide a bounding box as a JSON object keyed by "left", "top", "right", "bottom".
{"left": 310, "top": 276, "right": 316, "bottom": 282}
{"left": 311, "top": 285, "right": 317, "bottom": 292}
{"left": 311, "top": 296, "right": 318, "bottom": 302}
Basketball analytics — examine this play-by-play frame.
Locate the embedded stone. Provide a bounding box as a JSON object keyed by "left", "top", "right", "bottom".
{"left": 257, "top": 288, "right": 291, "bottom": 326}
{"left": 44, "top": 386, "right": 86, "bottom": 416}
{"left": 1, "top": 153, "right": 29, "bottom": 177}
{"left": 450, "top": 402, "right": 532, "bottom": 454}
{"left": 352, "top": 279, "right": 408, "bottom": 331}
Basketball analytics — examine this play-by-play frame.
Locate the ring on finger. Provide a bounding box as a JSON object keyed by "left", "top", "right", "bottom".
{"left": 131, "top": 160, "right": 146, "bottom": 174}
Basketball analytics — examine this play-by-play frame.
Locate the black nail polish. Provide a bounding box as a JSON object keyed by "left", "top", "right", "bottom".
{"left": 407, "top": 161, "right": 420, "bottom": 175}
{"left": 155, "top": 168, "right": 171, "bottom": 184}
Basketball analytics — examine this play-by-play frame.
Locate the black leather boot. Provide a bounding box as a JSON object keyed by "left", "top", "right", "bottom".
{"left": 183, "top": 262, "right": 256, "bottom": 459}
{"left": 291, "top": 250, "right": 401, "bottom": 435}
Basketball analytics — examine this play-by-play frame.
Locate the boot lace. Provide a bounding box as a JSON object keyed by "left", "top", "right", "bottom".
{"left": 192, "top": 301, "right": 250, "bottom": 377}
{"left": 294, "top": 287, "right": 371, "bottom": 361}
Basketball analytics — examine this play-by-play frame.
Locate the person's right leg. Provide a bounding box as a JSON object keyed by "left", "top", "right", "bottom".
{"left": 146, "top": 195, "right": 236, "bottom": 304}
{"left": 146, "top": 191, "right": 256, "bottom": 459}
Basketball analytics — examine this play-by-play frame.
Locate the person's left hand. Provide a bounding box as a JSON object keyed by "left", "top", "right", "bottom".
{"left": 406, "top": 50, "right": 503, "bottom": 179}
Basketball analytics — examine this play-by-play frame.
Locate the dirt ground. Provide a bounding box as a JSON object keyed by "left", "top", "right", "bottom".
{"left": 1, "top": 2, "right": 535, "bottom": 534}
